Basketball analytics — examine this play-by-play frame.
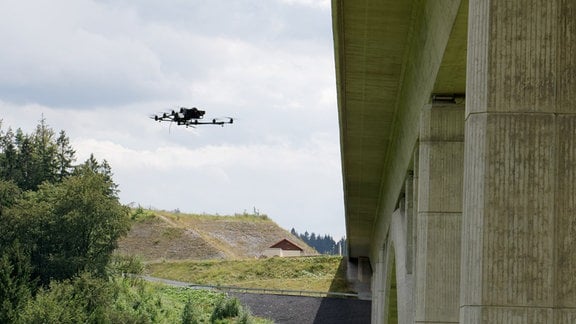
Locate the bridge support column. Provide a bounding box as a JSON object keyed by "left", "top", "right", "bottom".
{"left": 415, "top": 103, "right": 464, "bottom": 323}
{"left": 372, "top": 246, "right": 386, "bottom": 324}
{"left": 461, "top": 0, "right": 576, "bottom": 322}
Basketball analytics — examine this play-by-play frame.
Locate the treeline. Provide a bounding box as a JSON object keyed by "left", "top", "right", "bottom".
{"left": 291, "top": 228, "right": 347, "bottom": 256}
{"left": 0, "top": 118, "right": 132, "bottom": 323}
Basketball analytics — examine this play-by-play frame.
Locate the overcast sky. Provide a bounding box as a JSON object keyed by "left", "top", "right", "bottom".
{"left": 0, "top": 0, "right": 345, "bottom": 238}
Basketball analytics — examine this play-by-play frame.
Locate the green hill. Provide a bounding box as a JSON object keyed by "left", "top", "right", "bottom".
{"left": 116, "top": 209, "right": 317, "bottom": 261}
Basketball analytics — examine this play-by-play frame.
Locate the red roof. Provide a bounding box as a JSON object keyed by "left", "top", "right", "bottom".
{"left": 269, "top": 239, "right": 303, "bottom": 251}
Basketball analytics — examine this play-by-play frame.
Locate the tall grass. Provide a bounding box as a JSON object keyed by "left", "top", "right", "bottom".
{"left": 147, "top": 256, "right": 351, "bottom": 293}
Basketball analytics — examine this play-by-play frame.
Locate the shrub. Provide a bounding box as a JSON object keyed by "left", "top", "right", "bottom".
{"left": 210, "top": 296, "right": 241, "bottom": 323}
{"left": 181, "top": 297, "right": 200, "bottom": 324}
{"left": 236, "top": 307, "right": 254, "bottom": 324}
{"left": 108, "top": 254, "right": 144, "bottom": 275}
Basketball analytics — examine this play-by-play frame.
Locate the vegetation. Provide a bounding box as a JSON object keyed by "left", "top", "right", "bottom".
{"left": 147, "top": 256, "right": 351, "bottom": 294}
{"left": 12, "top": 273, "right": 266, "bottom": 324}
{"left": 1, "top": 119, "right": 271, "bottom": 323}
{"left": 291, "top": 228, "right": 347, "bottom": 256}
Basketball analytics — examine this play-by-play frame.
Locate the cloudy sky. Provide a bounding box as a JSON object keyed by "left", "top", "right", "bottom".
{"left": 0, "top": 0, "right": 345, "bottom": 238}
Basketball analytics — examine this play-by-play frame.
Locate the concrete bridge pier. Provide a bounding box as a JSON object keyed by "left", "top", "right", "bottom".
{"left": 461, "top": 0, "right": 576, "bottom": 322}
{"left": 416, "top": 103, "right": 464, "bottom": 323}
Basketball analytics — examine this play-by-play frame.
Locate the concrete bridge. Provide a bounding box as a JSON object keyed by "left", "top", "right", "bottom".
{"left": 332, "top": 0, "right": 576, "bottom": 323}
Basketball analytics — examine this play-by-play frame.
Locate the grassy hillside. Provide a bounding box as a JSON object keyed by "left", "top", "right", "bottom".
{"left": 146, "top": 256, "right": 351, "bottom": 294}
{"left": 116, "top": 210, "right": 351, "bottom": 296}
{"left": 116, "top": 209, "right": 317, "bottom": 261}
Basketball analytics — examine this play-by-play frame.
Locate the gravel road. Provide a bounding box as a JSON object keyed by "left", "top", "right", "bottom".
{"left": 230, "top": 292, "right": 371, "bottom": 324}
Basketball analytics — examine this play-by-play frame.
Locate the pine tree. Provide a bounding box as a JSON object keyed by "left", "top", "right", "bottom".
{"left": 32, "top": 117, "right": 58, "bottom": 186}
{"left": 0, "top": 242, "right": 33, "bottom": 323}
{"left": 14, "top": 130, "right": 35, "bottom": 190}
{"left": 55, "top": 130, "right": 76, "bottom": 181}
{"left": 0, "top": 128, "right": 18, "bottom": 182}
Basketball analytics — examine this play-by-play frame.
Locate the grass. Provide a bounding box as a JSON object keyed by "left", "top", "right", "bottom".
{"left": 142, "top": 281, "right": 273, "bottom": 323}
{"left": 156, "top": 210, "right": 271, "bottom": 223}
{"left": 146, "top": 256, "right": 352, "bottom": 294}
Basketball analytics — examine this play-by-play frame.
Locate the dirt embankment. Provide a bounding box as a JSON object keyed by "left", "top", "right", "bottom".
{"left": 116, "top": 211, "right": 316, "bottom": 261}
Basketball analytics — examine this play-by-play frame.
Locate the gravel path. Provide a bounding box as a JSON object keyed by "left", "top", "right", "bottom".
{"left": 230, "top": 293, "right": 371, "bottom": 324}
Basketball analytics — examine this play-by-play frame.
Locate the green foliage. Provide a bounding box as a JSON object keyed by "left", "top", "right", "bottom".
{"left": 108, "top": 254, "right": 145, "bottom": 275}
{"left": 210, "top": 297, "right": 241, "bottom": 323}
{"left": 236, "top": 307, "right": 255, "bottom": 324}
{"left": 0, "top": 121, "right": 130, "bottom": 285}
{"left": 0, "top": 242, "right": 34, "bottom": 324}
{"left": 74, "top": 153, "right": 119, "bottom": 197}
{"left": 19, "top": 279, "right": 89, "bottom": 324}
{"left": 0, "top": 179, "right": 21, "bottom": 212}
{"left": 6, "top": 270, "right": 271, "bottom": 324}
{"left": 181, "top": 297, "right": 201, "bottom": 324}
{"left": 131, "top": 205, "right": 156, "bottom": 221}
{"left": 291, "top": 228, "right": 347, "bottom": 255}
{"left": 1, "top": 170, "right": 130, "bottom": 284}
{"left": 0, "top": 118, "right": 76, "bottom": 191}
{"left": 19, "top": 274, "right": 166, "bottom": 324}
{"left": 55, "top": 130, "right": 75, "bottom": 181}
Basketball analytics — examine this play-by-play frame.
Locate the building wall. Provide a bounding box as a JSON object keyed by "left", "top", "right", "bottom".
{"left": 262, "top": 248, "right": 303, "bottom": 258}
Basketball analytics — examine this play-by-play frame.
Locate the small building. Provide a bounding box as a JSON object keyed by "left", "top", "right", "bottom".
{"left": 262, "top": 239, "right": 304, "bottom": 257}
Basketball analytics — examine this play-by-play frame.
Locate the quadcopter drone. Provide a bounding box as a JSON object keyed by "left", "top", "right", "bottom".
{"left": 150, "top": 107, "right": 234, "bottom": 127}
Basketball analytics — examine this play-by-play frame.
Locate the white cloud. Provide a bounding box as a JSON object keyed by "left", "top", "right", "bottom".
{"left": 277, "top": 0, "right": 331, "bottom": 10}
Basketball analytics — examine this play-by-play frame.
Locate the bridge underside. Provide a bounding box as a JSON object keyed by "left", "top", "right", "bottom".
{"left": 333, "top": 0, "right": 466, "bottom": 258}
{"left": 333, "top": 0, "right": 576, "bottom": 323}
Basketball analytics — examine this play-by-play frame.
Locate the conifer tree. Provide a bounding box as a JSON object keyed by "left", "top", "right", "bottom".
{"left": 32, "top": 117, "right": 58, "bottom": 186}
{"left": 55, "top": 130, "right": 76, "bottom": 181}
{"left": 0, "top": 128, "right": 18, "bottom": 182}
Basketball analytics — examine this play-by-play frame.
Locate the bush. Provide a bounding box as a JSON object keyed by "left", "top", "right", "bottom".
{"left": 181, "top": 297, "right": 200, "bottom": 324}
{"left": 108, "top": 254, "right": 144, "bottom": 275}
{"left": 210, "top": 296, "right": 241, "bottom": 323}
{"left": 236, "top": 307, "right": 254, "bottom": 324}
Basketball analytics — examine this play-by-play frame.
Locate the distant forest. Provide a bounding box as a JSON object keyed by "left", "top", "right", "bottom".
{"left": 291, "top": 228, "right": 347, "bottom": 256}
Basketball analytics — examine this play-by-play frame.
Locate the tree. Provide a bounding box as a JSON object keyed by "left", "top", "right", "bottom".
{"left": 2, "top": 169, "right": 130, "bottom": 284}
{"left": 14, "top": 129, "right": 35, "bottom": 190}
{"left": 0, "top": 120, "right": 75, "bottom": 189}
{"left": 0, "top": 128, "right": 18, "bottom": 182}
{"left": 32, "top": 117, "right": 58, "bottom": 186}
{"left": 48, "top": 169, "right": 130, "bottom": 279}
{"left": 291, "top": 228, "right": 346, "bottom": 255}
{"left": 75, "top": 154, "right": 119, "bottom": 197}
{"left": 55, "top": 130, "right": 75, "bottom": 181}
{"left": 0, "top": 179, "right": 21, "bottom": 212}
{"left": 0, "top": 241, "right": 34, "bottom": 323}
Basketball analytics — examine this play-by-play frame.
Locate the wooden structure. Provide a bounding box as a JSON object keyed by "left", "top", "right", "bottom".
{"left": 262, "top": 239, "right": 304, "bottom": 257}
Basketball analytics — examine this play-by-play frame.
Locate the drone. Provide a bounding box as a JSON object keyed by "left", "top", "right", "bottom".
{"left": 150, "top": 107, "right": 234, "bottom": 127}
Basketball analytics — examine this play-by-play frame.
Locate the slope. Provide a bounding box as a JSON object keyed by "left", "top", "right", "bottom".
{"left": 116, "top": 210, "right": 316, "bottom": 261}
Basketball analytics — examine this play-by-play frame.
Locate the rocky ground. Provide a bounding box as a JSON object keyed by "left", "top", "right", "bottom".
{"left": 231, "top": 292, "right": 371, "bottom": 324}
